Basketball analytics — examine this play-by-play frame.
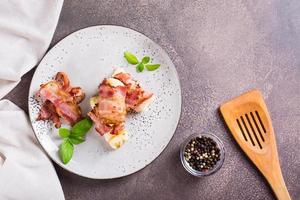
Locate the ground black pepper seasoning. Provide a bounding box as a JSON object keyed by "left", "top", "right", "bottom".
{"left": 184, "top": 136, "right": 221, "bottom": 172}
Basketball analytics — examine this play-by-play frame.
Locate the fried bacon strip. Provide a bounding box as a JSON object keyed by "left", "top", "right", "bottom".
{"left": 37, "top": 100, "right": 61, "bottom": 128}
{"left": 36, "top": 72, "right": 84, "bottom": 127}
{"left": 88, "top": 79, "right": 127, "bottom": 136}
{"left": 112, "top": 70, "right": 154, "bottom": 112}
{"left": 89, "top": 69, "right": 154, "bottom": 139}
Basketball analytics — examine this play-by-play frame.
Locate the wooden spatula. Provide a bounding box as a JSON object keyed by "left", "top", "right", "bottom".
{"left": 220, "top": 89, "right": 291, "bottom": 200}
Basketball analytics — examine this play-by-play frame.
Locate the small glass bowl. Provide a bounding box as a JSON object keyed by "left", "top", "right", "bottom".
{"left": 180, "top": 132, "right": 225, "bottom": 177}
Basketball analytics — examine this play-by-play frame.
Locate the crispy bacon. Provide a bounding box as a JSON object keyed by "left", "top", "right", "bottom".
{"left": 37, "top": 100, "right": 61, "bottom": 128}
{"left": 38, "top": 81, "right": 72, "bottom": 104}
{"left": 113, "top": 72, "right": 154, "bottom": 111}
{"left": 55, "top": 101, "right": 82, "bottom": 124}
{"left": 36, "top": 72, "right": 84, "bottom": 127}
{"left": 88, "top": 112, "right": 113, "bottom": 134}
{"left": 88, "top": 79, "right": 127, "bottom": 135}
{"left": 70, "top": 87, "right": 85, "bottom": 104}
{"left": 111, "top": 123, "right": 125, "bottom": 135}
{"left": 55, "top": 72, "right": 70, "bottom": 91}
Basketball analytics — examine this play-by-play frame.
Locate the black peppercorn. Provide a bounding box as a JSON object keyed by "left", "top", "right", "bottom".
{"left": 184, "top": 136, "right": 221, "bottom": 172}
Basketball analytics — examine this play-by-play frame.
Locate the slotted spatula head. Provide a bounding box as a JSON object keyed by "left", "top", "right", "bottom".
{"left": 220, "top": 89, "right": 291, "bottom": 200}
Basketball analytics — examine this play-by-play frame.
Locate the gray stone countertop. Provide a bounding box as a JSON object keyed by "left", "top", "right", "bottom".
{"left": 4, "top": 0, "right": 300, "bottom": 199}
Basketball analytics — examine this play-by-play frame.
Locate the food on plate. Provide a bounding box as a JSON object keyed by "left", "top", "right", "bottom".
{"left": 112, "top": 68, "right": 154, "bottom": 112}
{"left": 123, "top": 51, "right": 161, "bottom": 73}
{"left": 36, "top": 72, "right": 84, "bottom": 128}
{"left": 88, "top": 75, "right": 127, "bottom": 149}
{"left": 58, "top": 118, "right": 93, "bottom": 164}
{"left": 88, "top": 78, "right": 127, "bottom": 136}
{"left": 88, "top": 68, "right": 154, "bottom": 149}
{"left": 104, "top": 129, "right": 129, "bottom": 149}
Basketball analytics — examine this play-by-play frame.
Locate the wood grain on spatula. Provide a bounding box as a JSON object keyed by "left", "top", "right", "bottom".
{"left": 220, "top": 89, "right": 291, "bottom": 200}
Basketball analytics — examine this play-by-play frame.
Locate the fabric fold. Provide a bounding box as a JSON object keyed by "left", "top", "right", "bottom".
{"left": 0, "top": 99, "right": 65, "bottom": 200}
{"left": 0, "top": 1, "right": 65, "bottom": 199}
{"left": 0, "top": 0, "right": 64, "bottom": 96}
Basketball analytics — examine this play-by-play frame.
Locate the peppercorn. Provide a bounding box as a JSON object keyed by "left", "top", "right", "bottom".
{"left": 184, "top": 136, "right": 221, "bottom": 172}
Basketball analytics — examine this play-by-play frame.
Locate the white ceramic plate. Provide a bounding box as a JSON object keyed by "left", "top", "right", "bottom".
{"left": 28, "top": 25, "right": 181, "bottom": 179}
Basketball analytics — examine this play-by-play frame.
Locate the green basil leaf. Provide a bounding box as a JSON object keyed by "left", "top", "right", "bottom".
{"left": 146, "top": 64, "right": 160, "bottom": 71}
{"left": 59, "top": 140, "right": 74, "bottom": 164}
{"left": 69, "top": 135, "right": 85, "bottom": 145}
{"left": 142, "top": 56, "right": 150, "bottom": 64}
{"left": 71, "top": 118, "right": 93, "bottom": 137}
{"left": 136, "top": 63, "right": 144, "bottom": 72}
{"left": 59, "top": 128, "right": 70, "bottom": 138}
{"left": 124, "top": 51, "right": 139, "bottom": 65}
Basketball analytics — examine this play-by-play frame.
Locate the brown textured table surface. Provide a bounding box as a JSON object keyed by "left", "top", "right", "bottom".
{"left": 4, "top": 0, "right": 300, "bottom": 199}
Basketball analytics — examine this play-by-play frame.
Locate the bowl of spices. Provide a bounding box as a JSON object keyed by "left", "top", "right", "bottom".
{"left": 180, "top": 132, "right": 225, "bottom": 177}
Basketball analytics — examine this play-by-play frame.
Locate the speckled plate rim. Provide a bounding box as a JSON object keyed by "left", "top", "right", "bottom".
{"left": 28, "top": 25, "right": 182, "bottom": 179}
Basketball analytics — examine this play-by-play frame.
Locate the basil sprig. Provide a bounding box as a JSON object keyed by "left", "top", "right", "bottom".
{"left": 59, "top": 140, "right": 73, "bottom": 164}
{"left": 136, "top": 63, "right": 145, "bottom": 72}
{"left": 124, "top": 51, "right": 139, "bottom": 64}
{"left": 124, "top": 51, "right": 160, "bottom": 73}
{"left": 146, "top": 64, "right": 161, "bottom": 71}
{"left": 58, "top": 118, "right": 93, "bottom": 164}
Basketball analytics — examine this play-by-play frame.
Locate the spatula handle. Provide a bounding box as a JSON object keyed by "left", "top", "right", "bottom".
{"left": 267, "top": 170, "right": 291, "bottom": 200}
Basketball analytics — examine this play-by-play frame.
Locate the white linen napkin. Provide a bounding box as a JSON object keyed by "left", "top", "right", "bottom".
{"left": 0, "top": 1, "right": 65, "bottom": 199}
{"left": 0, "top": 0, "right": 64, "bottom": 98}
{"left": 0, "top": 100, "right": 65, "bottom": 200}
